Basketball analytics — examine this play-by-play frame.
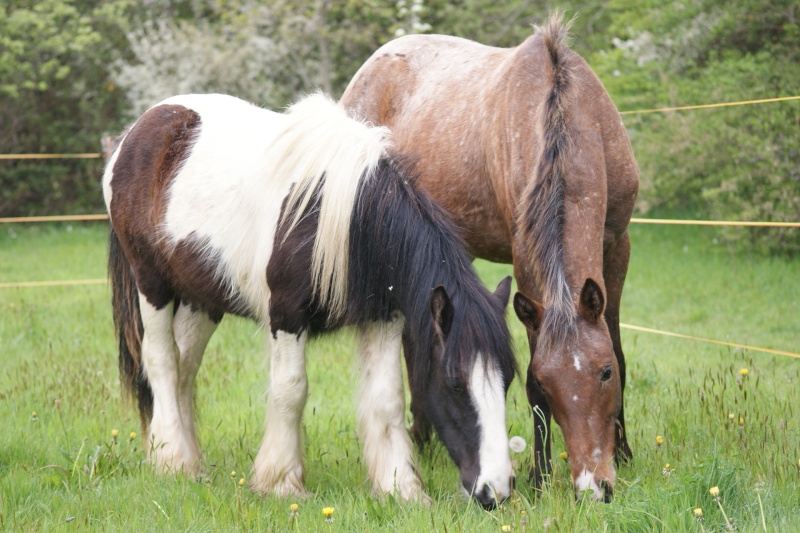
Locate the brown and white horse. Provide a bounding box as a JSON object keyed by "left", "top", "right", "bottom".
{"left": 103, "top": 93, "right": 517, "bottom": 507}
{"left": 341, "top": 14, "right": 639, "bottom": 501}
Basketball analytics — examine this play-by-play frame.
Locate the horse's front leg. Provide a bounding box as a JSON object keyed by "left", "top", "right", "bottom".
{"left": 358, "top": 313, "right": 427, "bottom": 502}
{"left": 252, "top": 330, "right": 309, "bottom": 497}
{"left": 603, "top": 230, "right": 633, "bottom": 464}
{"left": 526, "top": 364, "right": 553, "bottom": 493}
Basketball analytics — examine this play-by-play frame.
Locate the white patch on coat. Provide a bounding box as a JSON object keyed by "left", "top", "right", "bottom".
{"left": 138, "top": 295, "right": 201, "bottom": 473}
{"left": 592, "top": 448, "right": 602, "bottom": 461}
{"left": 171, "top": 302, "right": 218, "bottom": 468}
{"left": 252, "top": 330, "right": 309, "bottom": 496}
{"left": 357, "top": 313, "right": 426, "bottom": 502}
{"left": 470, "top": 358, "right": 513, "bottom": 503}
{"left": 101, "top": 133, "right": 127, "bottom": 214}
{"left": 575, "top": 468, "right": 604, "bottom": 501}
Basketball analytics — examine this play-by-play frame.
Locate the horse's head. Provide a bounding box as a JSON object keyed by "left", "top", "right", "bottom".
{"left": 514, "top": 278, "right": 620, "bottom": 502}
{"left": 413, "top": 277, "right": 516, "bottom": 509}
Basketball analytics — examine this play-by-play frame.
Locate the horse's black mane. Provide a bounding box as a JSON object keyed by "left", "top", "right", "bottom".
{"left": 346, "top": 158, "right": 517, "bottom": 390}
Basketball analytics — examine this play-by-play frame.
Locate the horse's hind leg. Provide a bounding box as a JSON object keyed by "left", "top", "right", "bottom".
{"left": 603, "top": 230, "right": 633, "bottom": 464}
{"left": 252, "top": 330, "right": 309, "bottom": 497}
{"left": 172, "top": 301, "right": 220, "bottom": 470}
{"left": 139, "top": 295, "right": 202, "bottom": 473}
{"left": 358, "top": 314, "right": 427, "bottom": 502}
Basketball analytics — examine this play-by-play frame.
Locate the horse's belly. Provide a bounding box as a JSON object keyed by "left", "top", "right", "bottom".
{"left": 448, "top": 208, "right": 514, "bottom": 263}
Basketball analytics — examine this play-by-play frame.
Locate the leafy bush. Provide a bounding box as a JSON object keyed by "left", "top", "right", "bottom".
{"left": 594, "top": 0, "right": 800, "bottom": 254}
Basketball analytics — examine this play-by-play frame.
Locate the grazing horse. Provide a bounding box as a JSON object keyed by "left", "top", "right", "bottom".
{"left": 103, "top": 93, "right": 517, "bottom": 508}
{"left": 341, "top": 14, "right": 639, "bottom": 502}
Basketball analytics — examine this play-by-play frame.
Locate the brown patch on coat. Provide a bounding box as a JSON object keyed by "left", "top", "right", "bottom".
{"left": 108, "top": 104, "right": 201, "bottom": 309}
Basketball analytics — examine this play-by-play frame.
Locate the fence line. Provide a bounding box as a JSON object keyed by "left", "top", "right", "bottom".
{"left": 3, "top": 213, "right": 799, "bottom": 228}
{"left": 0, "top": 279, "right": 106, "bottom": 289}
{"left": 629, "top": 218, "right": 800, "bottom": 228}
{"left": 621, "top": 323, "right": 800, "bottom": 359}
{"left": 619, "top": 95, "right": 800, "bottom": 115}
{"left": 0, "top": 153, "right": 101, "bottom": 160}
{"left": 0, "top": 277, "right": 796, "bottom": 359}
{"left": 0, "top": 214, "right": 109, "bottom": 223}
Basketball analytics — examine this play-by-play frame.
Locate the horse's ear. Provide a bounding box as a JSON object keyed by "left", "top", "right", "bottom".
{"left": 431, "top": 285, "right": 454, "bottom": 338}
{"left": 513, "top": 292, "right": 543, "bottom": 332}
{"left": 494, "top": 276, "right": 512, "bottom": 307}
{"left": 578, "top": 278, "right": 605, "bottom": 323}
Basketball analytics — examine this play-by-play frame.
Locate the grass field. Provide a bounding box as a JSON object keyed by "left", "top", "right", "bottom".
{"left": 1, "top": 221, "right": 798, "bottom": 531}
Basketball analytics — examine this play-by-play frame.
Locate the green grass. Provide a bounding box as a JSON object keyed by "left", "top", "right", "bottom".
{"left": 1, "top": 222, "right": 798, "bottom": 531}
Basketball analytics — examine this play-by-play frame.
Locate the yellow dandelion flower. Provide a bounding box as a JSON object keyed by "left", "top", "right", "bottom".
{"left": 231, "top": 470, "right": 236, "bottom": 478}
{"left": 111, "top": 429, "right": 119, "bottom": 439}
{"left": 694, "top": 508, "right": 703, "bottom": 517}
{"left": 559, "top": 451, "right": 568, "bottom": 461}
{"left": 739, "top": 417, "right": 745, "bottom": 426}
{"left": 739, "top": 368, "right": 748, "bottom": 376}
{"left": 709, "top": 486, "right": 720, "bottom": 497}
{"left": 501, "top": 525, "right": 512, "bottom": 532}
{"left": 665, "top": 463, "right": 670, "bottom": 469}
{"left": 656, "top": 435, "right": 664, "bottom": 445}
{"left": 322, "top": 506, "right": 335, "bottom": 518}
{"left": 728, "top": 413, "right": 735, "bottom": 421}
{"left": 239, "top": 478, "right": 245, "bottom": 486}
{"left": 129, "top": 431, "right": 136, "bottom": 441}
{"left": 290, "top": 503, "right": 299, "bottom": 512}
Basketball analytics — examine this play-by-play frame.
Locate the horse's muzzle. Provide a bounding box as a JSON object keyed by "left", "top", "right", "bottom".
{"left": 473, "top": 475, "right": 515, "bottom": 510}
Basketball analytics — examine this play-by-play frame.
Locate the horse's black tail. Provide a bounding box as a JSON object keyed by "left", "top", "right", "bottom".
{"left": 108, "top": 227, "right": 153, "bottom": 430}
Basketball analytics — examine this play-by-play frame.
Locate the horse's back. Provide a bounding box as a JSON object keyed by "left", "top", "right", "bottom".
{"left": 342, "top": 28, "right": 638, "bottom": 256}
{"left": 343, "top": 35, "right": 521, "bottom": 260}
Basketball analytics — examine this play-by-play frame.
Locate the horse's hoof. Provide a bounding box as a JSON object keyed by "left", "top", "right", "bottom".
{"left": 250, "top": 467, "right": 307, "bottom": 498}
{"left": 376, "top": 486, "right": 431, "bottom": 506}
{"left": 148, "top": 448, "right": 203, "bottom": 477}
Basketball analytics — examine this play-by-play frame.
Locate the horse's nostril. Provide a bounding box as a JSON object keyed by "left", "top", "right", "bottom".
{"left": 474, "top": 485, "right": 497, "bottom": 510}
{"left": 473, "top": 483, "right": 513, "bottom": 510}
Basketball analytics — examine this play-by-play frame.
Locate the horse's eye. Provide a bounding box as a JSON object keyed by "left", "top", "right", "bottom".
{"left": 600, "top": 368, "right": 613, "bottom": 382}
{"left": 447, "top": 376, "right": 465, "bottom": 392}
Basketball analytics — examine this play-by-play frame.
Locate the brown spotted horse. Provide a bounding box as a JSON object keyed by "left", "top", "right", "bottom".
{"left": 103, "top": 92, "right": 517, "bottom": 507}
{"left": 341, "top": 14, "right": 639, "bottom": 501}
